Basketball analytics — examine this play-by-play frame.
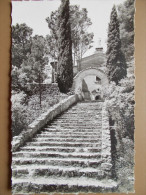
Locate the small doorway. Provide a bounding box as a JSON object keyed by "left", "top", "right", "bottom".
{"left": 95, "top": 95, "right": 101, "bottom": 100}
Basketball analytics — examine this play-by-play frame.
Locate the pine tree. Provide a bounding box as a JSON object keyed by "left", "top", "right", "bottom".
{"left": 46, "top": 5, "right": 94, "bottom": 69}
{"left": 106, "top": 5, "right": 127, "bottom": 84}
{"left": 118, "top": 0, "right": 135, "bottom": 62}
{"left": 57, "top": 0, "right": 73, "bottom": 93}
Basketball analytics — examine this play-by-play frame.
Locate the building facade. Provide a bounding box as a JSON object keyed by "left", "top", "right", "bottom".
{"left": 51, "top": 46, "right": 108, "bottom": 100}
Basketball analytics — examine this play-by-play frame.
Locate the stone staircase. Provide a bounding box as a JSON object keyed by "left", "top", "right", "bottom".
{"left": 12, "top": 101, "right": 117, "bottom": 193}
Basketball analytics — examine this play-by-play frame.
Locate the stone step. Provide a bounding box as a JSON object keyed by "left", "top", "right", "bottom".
{"left": 69, "top": 106, "right": 102, "bottom": 109}
{"left": 13, "top": 151, "right": 101, "bottom": 159}
{"left": 56, "top": 118, "right": 101, "bottom": 121}
{"left": 31, "top": 140, "right": 102, "bottom": 146}
{"left": 20, "top": 146, "right": 101, "bottom": 153}
{"left": 12, "top": 165, "right": 104, "bottom": 179}
{"left": 36, "top": 133, "right": 101, "bottom": 139}
{"left": 66, "top": 110, "right": 101, "bottom": 113}
{"left": 68, "top": 109, "right": 102, "bottom": 111}
{"left": 56, "top": 118, "right": 100, "bottom": 121}
{"left": 12, "top": 177, "right": 117, "bottom": 193}
{"left": 51, "top": 119, "right": 102, "bottom": 123}
{"left": 47, "top": 124, "right": 102, "bottom": 127}
{"left": 58, "top": 112, "right": 101, "bottom": 115}
{"left": 53, "top": 119, "right": 100, "bottom": 122}
{"left": 12, "top": 101, "right": 113, "bottom": 194}
{"left": 56, "top": 117, "right": 100, "bottom": 120}
{"left": 43, "top": 127, "right": 102, "bottom": 131}
{"left": 32, "top": 137, "right": 101, "bottom": 142}
{"left": 59, "top": 110, "right": 102, "bottom": 113}
{"left": 13, "top": 157, "right": 102, "bottom": 168}
{"left": 73, "top": 102, "right": 102, "bottom": 105}
{"left": 25, "top": 141, "right": 101, "bottom": 147}
{"left": 59, "top": 112, "right": 100, "bottom": 116}
{"left": 66, "top": 105, "right": 101, "bottom": 108}
{"left": 40, "top": 131, "right": 101, "bottom": 136}
{"left": 42, "top": 127, "right": 102, "bottom": 131}
{"left": 40, "top": 129, "right": 102, "bottom": 134}
{"left": 67, "top": 110, "right": 101, "bottom": 112}
{"left": 50, "top": 122, "right": 102, "bottom": 126}
{"left": 63, "top": 104, "right": 101, "bottom": 107}
{"left": 60, "top": 109, "right": 101, "bottom": 112}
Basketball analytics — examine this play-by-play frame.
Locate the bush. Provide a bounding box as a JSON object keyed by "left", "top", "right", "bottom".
{"left": 11, "top": 85, "right": 69, "bottom": 137}
{"left": 103, "top": 76, "right": 135, "bottom": 192}
{"left": 11, "top": 91, "right": 28, "bottom": 136}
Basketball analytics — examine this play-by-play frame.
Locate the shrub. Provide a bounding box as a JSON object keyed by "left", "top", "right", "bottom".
{"left": 11, "top": 91, "right": 28, "bottom": 136}
{"left": 104, "top": 76, "right": 135, "bottom": 191}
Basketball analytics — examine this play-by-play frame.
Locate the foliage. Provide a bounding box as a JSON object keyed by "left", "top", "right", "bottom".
{"left": 11, "top": 65, "right": 23, "bottom": 92}
{"left": 115, "top": 137, "right": 134, "bottom": 192}
{"left": 106, "top": 5, "right": 127, "bottom": 84}
{"left": 118, "top": 0, "right": 135, "bottom": 62}
{"left": 57, "top": 0, "right": 73, "bottom": 93}
{"left": 104, "top": 77, "right": 134, "bottom": 141}
{"left": 21, "top": 36, "right": 48, "bottom": 84}
{"left": 11, "top": 86, "right": 69, "bottom": 137}
{"left": 105, "top": 2, "right": 135, "bottom": 189}
{"left": 46, "top": 9, "right": 59, "bottom": 62}
{"left": 11, "top": 23, "right": 33, "bottom": 92}
{"left": 21, "top": 35, "right": 49, "bottom": 106}
{"left": 46, "top": 34, "right": 58, "bottom": 62}
{"left": 12, "top": 24, "right": 49, "bottom": 99}
{"left": 46, "top": 4, "right": 94, "bottom": 63}
{"left": 69, "top": 5, "right": 94, "bottom": 62}
{"left": 11, "top": 91, "right": 28, "bottom": 136}
{"left": 103, "top": 75, "right": 135, "bottom": 191}
{"left": 12, "top": 23, "right": 33, "bottom": 68}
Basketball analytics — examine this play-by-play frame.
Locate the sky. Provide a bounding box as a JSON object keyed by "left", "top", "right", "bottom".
{"left": 12, "top": 0, "right": 125, "bottom": 57}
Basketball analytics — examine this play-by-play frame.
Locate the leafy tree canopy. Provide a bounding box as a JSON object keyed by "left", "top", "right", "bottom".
{"left": 118, "top": 0, "right": 135, "bottom": 62}
{"left": 20, "top": 35, "right": 49, "bottom": 105}
{"left": 12, "top": 23, "right": 33, "bottom": 67}
{"left": 46, "top": 4, "right": 94, "bottom": 63}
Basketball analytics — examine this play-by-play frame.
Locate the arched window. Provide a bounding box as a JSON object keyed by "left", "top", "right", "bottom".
{"left": 96, "top": 76, "right": 101, "bottom": 84}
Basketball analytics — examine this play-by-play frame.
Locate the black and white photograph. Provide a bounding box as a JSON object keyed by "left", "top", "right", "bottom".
{"left": 11, "top": 0, "right": 135, "bottom": 193}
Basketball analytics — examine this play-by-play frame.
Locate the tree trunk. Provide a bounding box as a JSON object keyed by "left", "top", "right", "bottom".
{"left": 39, "top": 72, "right": 42, "bottom": 107}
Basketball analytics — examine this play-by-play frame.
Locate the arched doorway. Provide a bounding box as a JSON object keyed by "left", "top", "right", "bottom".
{"left": 95, "top": 95, "right": 101, "bottom": 100}
{"left": 73, "top": 68, "right": 108, "bottom": 100}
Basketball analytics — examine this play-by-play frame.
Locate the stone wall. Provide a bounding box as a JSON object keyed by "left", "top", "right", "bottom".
{"left": 12, "top": 94, "right": 83, "bottom": 152}
{"left": 101, "top": 101, "right": 112, "bottom": 177}
{"left": 27, "top": 83, "right": 60, "bottom": 95}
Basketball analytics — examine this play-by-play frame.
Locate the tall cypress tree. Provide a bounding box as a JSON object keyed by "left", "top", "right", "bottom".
{"left": 57, "top": 0, "right": 73, "bottom": 93}
{"left": 106, "top": 5, "right": 127, "bottom": 84}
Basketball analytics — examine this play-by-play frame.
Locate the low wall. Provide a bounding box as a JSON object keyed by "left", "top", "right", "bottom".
{"left": 26, "top": 83, "right": 60, "bottom": 95}
{"left": 12, "top": 94, "right": 82, "bottom": 152}
{"left": 101, "top": 101, "right": 112, "bottom": 177}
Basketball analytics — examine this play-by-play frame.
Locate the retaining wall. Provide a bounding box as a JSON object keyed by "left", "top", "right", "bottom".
{"left": 101, "top": 101, "right": 112, "bottom": 176}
